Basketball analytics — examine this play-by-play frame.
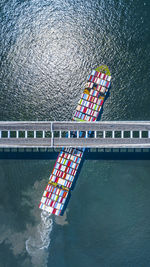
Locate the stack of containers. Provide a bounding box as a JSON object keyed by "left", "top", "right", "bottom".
{"left": 39, "top": 68, "right": 111, "bottom": 216}
{"left": 39, "top": 147, "right": 84, "bottom": 215}
{"left": 73, "top": 70, "right": 111, "bottom": 122}
{"left": 49, "top": 147, "right": 83, "bottom": 189}
{"left": 39, "top": 184, "right": 69, "bottom": 216}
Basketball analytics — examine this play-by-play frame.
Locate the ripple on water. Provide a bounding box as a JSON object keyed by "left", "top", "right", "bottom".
{"left": 1, "top": 0, "right": 149, "bottom": 121}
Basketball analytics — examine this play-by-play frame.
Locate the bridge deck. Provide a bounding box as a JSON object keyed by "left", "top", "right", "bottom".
{"left": 0, "top": 121, "right": 150, "bottom": 130}
{"left": 0, "top": 121, "right": 150, "bottom": 148}
{"left": 0, "top": 137, "right": 149, "bottom": 148}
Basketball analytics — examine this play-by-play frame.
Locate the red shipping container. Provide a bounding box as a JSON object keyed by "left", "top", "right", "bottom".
{"left": 105, "top": 81, "right": 108, "bottom": 88}
{"left": 60, "top": 171, "right": 64, "bottom": 178}
{"left": 83, "top": 107, "right": 87, "bottom": 113}
{"left": 88, "top": 75, "right": 93, "bottom": 81}
{"left": 55, "top": 177, "right": 59, "bottom": 183}
{"left": 52, "top": 208, "right": 57, "bottom": 214}
{"left": 46, "top": 191, "right": 49, "bottom": 197}
{"left": 50, "top": 200, "right": 54, "bottom": 207}
{"left": 62, "top": 173, "right": 67, "bottom": 179}
{"left": 58, "top": 164, "right": 61, "bottom": 170}
{"left": 100, "top": 100, "right": 104, "bottom": 106}
{"left": 67, "top": 161, "right": 71, "bottom": 167}
{"left": 60, "top": 197, "right": 63, "bottom": 203}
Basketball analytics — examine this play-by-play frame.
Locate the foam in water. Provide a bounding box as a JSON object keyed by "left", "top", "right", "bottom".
{"left": 26, "top": 210, "right": 53, "bottom": 266}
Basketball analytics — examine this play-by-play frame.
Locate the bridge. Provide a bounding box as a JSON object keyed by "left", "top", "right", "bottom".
{"left": 0, "top": 121, "right": 150, "bottom": 148}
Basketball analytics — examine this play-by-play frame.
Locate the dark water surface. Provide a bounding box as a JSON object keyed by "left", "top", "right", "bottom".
{"left": 0, "top": 0, "right": 150, "bottom": 266}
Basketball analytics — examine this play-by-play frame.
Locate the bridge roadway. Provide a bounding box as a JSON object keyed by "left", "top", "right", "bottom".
{"left": 0, "top": 121, "right": 150, "bottom": 148}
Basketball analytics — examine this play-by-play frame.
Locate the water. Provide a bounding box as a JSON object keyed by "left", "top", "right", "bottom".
{"left": 0, "top": 0, "right": 150, "bottom": 266}
{"left": 26, "top": 210, "right": 53, "bottom": 266}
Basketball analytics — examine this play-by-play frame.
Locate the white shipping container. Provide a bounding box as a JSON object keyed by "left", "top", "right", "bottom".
{"left": 41, "top": 197, "right": 46, "bottom": 204}
{"left": 91, "top": 70, "right": 96, "bottom": 76}
{"left": 107, "top": 76, "right": 111, "bottom": 81}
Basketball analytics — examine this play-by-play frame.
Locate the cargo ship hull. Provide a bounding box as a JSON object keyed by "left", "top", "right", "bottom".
{"left": 39, "top": 65, "right": 111, "bottom": 216}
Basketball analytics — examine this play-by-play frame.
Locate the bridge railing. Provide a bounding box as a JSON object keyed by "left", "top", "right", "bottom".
{"left": 0, "top": 121, "right": 150, "bottom": 148}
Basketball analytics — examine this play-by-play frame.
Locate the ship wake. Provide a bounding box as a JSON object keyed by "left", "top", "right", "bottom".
{"left": 26, "top": 210, "right": 53, "bottom": 267}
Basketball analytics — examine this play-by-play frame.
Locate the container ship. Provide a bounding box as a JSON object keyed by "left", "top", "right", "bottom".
{"left": 39, "top": 65, "right": 111, "bottom": 216}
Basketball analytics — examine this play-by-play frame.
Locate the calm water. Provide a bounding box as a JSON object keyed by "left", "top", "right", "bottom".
{"left": 0, "top": 0, "right": 150, "bottom": 266}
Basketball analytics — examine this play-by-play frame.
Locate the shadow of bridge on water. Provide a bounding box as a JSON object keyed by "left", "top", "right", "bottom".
{"left": 0, "top": 147, "right": 150, "bottom": 160}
